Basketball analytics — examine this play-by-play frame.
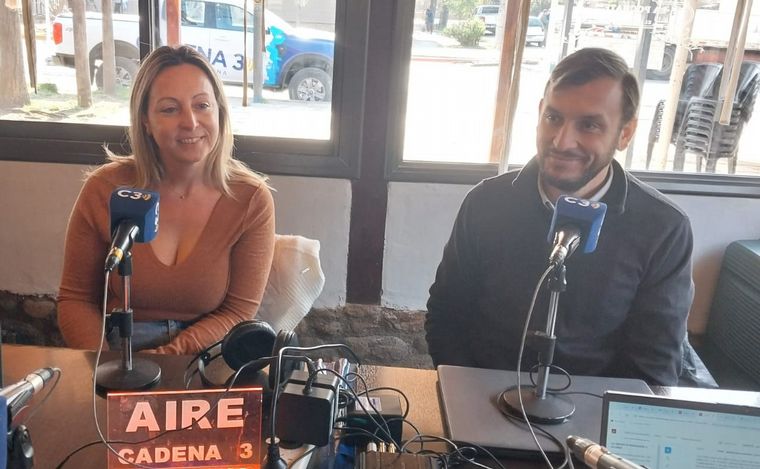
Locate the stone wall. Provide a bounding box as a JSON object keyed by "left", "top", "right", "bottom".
{"left": 0, "top": 291, "right": 64, "bottom": 346}
{"left": 0, "top": 290, "right": 433, "bottom": 369}
{"left": 295, "top": 304, "right": 433, "bottom": 369}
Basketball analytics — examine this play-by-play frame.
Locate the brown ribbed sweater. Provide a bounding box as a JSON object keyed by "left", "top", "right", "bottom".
{"left": 58, "top": 162, "right": 275, "bottom": 354}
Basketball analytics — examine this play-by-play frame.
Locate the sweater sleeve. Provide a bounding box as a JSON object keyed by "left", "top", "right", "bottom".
{"left": 620, "top": 214, "right": 694, "bottom": 386}
{"left": 58, "top": 174, "right": 112, "bottom": 350}
{"left": 154, "top": 184, "right": 276, "bottom": 355}
{"left": 425, "top": 189, "right": 480, "bottom": 367}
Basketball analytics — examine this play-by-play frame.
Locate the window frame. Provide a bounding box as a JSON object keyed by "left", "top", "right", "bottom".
{"left": 0, "top": 0, "right": 368, "bottom": 180}
{"left": 383, "top": 0, "right": 760, "bottom": 199}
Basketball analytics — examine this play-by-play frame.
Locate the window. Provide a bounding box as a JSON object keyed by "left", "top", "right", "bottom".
{"left": 183, "top": 1, "right": 205, "bottom": 25}
{"left": 387, "top": 0, "right": 760, "bottom": 195}
{"left": 397, "top": 0, "right": 500, "bottom": 165}
{"left": 0, "top": 0, "right": 368, "bottom": 179}
{"left": 512, "top": 0, "right": 760, "bottom": 180}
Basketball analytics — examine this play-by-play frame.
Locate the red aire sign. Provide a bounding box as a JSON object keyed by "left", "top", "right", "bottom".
{"left": 107, "top": 387, "right": 263, "bottom": 468}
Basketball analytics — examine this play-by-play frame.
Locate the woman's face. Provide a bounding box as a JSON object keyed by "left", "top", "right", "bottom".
{"left": 143, "top": 63, "right": 220, "bottom": 170}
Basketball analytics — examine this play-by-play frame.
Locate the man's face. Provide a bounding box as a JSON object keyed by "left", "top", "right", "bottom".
{"left": 536, "top": 77, "right": 637, "bottom": 194}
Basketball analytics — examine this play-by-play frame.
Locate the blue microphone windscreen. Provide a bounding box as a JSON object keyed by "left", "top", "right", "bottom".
{"left": 547, "top": 196, "right": 608, "bottom": 254}
{"left": 109, "top": 188, "right": 160, "bottom": 243}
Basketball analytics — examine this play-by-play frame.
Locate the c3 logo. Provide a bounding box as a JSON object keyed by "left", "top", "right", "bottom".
{"left": 117, "top": 189, "right": 152, "bottom": 201}
{"left": 563, "top": 196, "right": 602, "bottom": 210}
{"left": 563, "top": 196, "right": 590, "bottom": 207}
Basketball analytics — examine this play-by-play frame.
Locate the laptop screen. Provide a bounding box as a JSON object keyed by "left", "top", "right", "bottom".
{"left": 601, "top": 391, "right": 760, "bottom": 469}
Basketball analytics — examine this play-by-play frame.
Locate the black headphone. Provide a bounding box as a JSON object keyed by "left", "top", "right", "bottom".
{"left": 195, "top": 319, "right": 299, "bottom": 389}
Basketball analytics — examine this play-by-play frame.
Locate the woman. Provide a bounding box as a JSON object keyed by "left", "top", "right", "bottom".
{"left": 58, "top": 45, "right": 275, "bottom": 355}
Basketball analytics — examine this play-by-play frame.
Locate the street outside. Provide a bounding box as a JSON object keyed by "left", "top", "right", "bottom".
{"left": 5, "top": 30, "right": 760, "bottom": 176}
{"left": 407, "top": 31, "right": 760, "bottom": 176}
{"left": 5, "top": 39, "right": 331, "bottom": 140}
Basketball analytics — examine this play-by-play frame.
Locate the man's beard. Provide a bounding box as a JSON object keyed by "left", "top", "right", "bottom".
{"left": 540, "top": 162, "right": 607, "bottom": 192}
{"left": 538, "top": 149, "right": 614, "bottom": 193}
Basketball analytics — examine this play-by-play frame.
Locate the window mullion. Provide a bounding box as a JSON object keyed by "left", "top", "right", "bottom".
{"left": 491, "top": 0, "right": 532, "bottom": 173}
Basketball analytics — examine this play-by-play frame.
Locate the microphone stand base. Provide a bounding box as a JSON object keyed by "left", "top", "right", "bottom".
{"left": 498, "top": 385, "right": 575, "bottom": 425}
{"left": 96, "top": 357, "right": 161, "bottom": 392}
{"left": 8, "top": 425, "right": 34, "bottom": 469}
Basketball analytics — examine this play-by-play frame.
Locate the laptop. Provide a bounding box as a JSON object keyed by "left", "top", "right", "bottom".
{"left": 601, "top": 391, "right": 760, "bottom": 469}
{"left": 437, "top": 365, "right": 651, "bottom": 458}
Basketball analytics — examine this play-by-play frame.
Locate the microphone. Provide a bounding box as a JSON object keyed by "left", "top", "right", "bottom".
{"left": 105, "top": 188, "right": 160, "bottom": 272}
{"left": 547, "top": 196, "right": 607, "bottom": 267}
{"left": 567, "top": 435, "right": 646, "bottom": 469}
{"left": 0, "top": 367, "right": 57, "bottom": 426}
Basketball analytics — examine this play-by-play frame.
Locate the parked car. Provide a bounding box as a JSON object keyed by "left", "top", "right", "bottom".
{"left": 474, "top": 4, "right": 499, "bottom": 34}
{"left": 526, "top": 16, "right": 545, "bottom": 46}
{"left": 474, "top": 7, "right": 544, "bottom": 46}
{"left": 50, "top": 0, "right": 335, "bottom": 101}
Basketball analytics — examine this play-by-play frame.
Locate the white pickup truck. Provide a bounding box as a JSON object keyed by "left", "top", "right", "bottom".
{"left": 50, "top": 0, "right": 335, "bottom": 101}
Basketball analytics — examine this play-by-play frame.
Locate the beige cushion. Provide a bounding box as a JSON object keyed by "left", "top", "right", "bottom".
{"left": 257, "top": 234, "right": 325, "bottom": 332}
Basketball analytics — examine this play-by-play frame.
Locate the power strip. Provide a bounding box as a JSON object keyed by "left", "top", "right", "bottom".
{"left": 279, "top": 444, "right": 315, "bottom": 469}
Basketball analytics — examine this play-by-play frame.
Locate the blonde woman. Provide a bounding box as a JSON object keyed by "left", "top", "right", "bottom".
{"left": 58, "top": 46, "right": 275, "bottom": 354}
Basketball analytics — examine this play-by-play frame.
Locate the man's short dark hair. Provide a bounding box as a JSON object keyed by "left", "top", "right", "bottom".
{"left": 546, "top": 48, "right": 640, "bottom": 124}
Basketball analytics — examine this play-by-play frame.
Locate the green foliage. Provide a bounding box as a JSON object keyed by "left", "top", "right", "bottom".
{"left": 37, "top": 83, "right": 59, "bottom": 95}
{"left": 530, "top": 0, "right": 551, "bottom": 16}
{"left": 444, "top": 18, "right": 486, "bottom": 47}
{"left": 442, "top": 0, "right": 479, "bottom": 19}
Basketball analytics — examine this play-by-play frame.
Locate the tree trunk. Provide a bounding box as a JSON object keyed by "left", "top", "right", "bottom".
{"left": 167, "top": 0, "right": 181, "bottom": 46}
{"left": 243, "top": 0, "right": 248, "bottom": 105}
{"left": 101, "top": 0, "right": 116, "bottom": 95}
{"left": 0, "top": 1, "right": 31, "bottom": 108}
{"left": 71, "top": 0, "right": 93, "bottom": 108}
{"left": 252, "top": 0, "right": 263, "bottom": 103}
{"left": 22, "top": 0, "right": 37, "bottom": 91}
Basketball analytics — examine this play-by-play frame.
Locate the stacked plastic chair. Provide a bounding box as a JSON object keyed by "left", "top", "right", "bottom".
{"left": 645, "top": 62, "right": 760, "bottom": 173}
{"left": 674, "top": 61, "right": 760, "bottom": 173}
{"left": 646, "top": 62, "right": 723, "bottom": 169}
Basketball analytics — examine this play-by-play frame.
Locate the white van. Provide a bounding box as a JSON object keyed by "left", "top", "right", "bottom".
{"left": 474, "top": 5, "right": 499, "bottom": 34}
{"left": 51, "top": 0, "right": 335, "bottom": 101}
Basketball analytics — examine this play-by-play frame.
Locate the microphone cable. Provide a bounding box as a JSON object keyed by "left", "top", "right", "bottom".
{"left": 335, "top": 381, "right": 425, "bottom": 452}
{"left": 400, "top": 434, "right": 505, "bottom": 469}
{"left": 321, "top": 368, "right": 400, "bottom": 449}
{"left": 511, "top": 264, "right": 575, "bottom": 469}
{"left": 91, "top": 270, "right": 159, "bottom": 469}
{"left": 268, "top": 344, "right": 362, "bottom": 447}
{"left": 499, "top": 411, "right": 574, "bottom": 468}
{"left": 317, "top": 362, "right": 506, "bottom": 469}
{"left": 324, "top": 368, "right": 493, "bottom": 469}
{"left": 182, "top": 339, "right": 223, "bottom": 388}
{"left": 268, "top": 353, "right": 409, "bottom": 455}
{"left": 527, "top": 363, "right": 572, "bottom": 391}
{"left": 354, "top": 385, "right": 411, "bottom": 419}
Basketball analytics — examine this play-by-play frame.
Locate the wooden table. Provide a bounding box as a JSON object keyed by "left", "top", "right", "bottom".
{"left": 4, "top": 345, "right": 760, "bottom": 468}
{"left": 3, "top": 345, "right": 195, "bottom": 468}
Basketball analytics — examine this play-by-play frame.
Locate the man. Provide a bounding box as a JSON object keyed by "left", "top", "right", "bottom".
{"left": 114, "top": 0, "right": 127, "bottom": 13}
{"left": 425, "top": 7, "right": 435, "bottom": 34}
{"left": 425, "top": 48, "right": 693, "bottom": 386}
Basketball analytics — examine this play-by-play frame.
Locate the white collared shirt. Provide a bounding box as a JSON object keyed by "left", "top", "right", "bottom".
{"left": 538, "top": 167, "right": 614, "bottom": 210}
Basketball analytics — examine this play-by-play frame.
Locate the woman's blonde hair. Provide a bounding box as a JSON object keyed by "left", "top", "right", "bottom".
{"left": 107, "top": 45, "right": 266, "bottom": 195}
